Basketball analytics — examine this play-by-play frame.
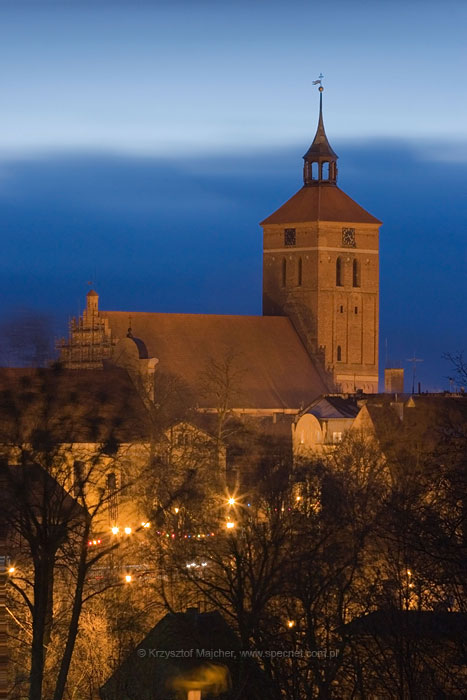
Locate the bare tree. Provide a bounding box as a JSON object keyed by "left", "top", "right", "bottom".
{"left": 444, "top": 350, "right": 467, "bottom": 390}
{"left": 0, "top": 365, "right": 147, "bottom": 700}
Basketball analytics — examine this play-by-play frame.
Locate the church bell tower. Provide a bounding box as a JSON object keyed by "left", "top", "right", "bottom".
{"left": 261, "top": 83, "right": 381, "bottom": 393}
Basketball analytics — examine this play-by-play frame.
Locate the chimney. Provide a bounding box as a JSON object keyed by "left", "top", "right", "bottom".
{"left": 385, "top": 368, "right": 404, "bottom": 394}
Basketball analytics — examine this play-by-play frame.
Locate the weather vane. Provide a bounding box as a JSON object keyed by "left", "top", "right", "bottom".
{"left": 312, "top": 73, "right": 324, "bottom": 92}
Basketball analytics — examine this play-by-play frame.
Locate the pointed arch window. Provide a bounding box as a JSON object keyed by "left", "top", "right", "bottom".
{"left": 107, "top": 472, "right": 118, "bottom": 522}
{"left": 353, "top": 259, "right": 360, "bottom": 287}
{"left": 298, "top": 257, "right": 303, "bottom": 286}
{"left": 282, "top": 258, "right": 287, "bottom": 287}
{"left": 337, "top": 345, "right": 342, "bottom": 362}
{"left": 311, "top": 162, "right": 319, "bottom": 180}
{"left": 73, "top": 460, "right": 84, "bottom": 498}
{"left": 322, "top": 162, "right": 330, "bottom": 180}
{"left": 336, "top": 257, "right": 342, "bottom": 286}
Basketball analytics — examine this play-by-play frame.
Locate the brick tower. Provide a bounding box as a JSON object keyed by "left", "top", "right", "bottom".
{"left": 261, "top": 84, "right": 381, "bottom": 393}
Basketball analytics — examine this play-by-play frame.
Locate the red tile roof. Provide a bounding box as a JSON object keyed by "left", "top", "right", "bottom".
{"left": 102, "top": 312, "right": 328, "bottom": 410}
{"left": 260, "top": 185, "right": 381, "bottom": 225}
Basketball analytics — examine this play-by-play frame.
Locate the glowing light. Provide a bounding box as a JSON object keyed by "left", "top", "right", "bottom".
{"left": 227, "top": 497, "right": 236, "bottom": 506}
{"left": 407, "top": 569, "right": 412, "bottom": 576}
{"left": 125, "top": 574, "right": 132, "bottom": 583}
{"left": 226, "top": 521, "right": 235, "bottom": 529}
{"left": 111, "top": 526, "right": 119, "bottom": 535}
{"left": 141, "top": 521, "right": 151, "bottom": 528}
{"left": 124, "top": 527, "right": 132, "bottom": 535}
{"left": 201, "top": 562, "right": 207, "bottom": 567}
{"left": 8, "top": 567, "right": 15, "bottom": 574}
{"left": 174, "top": 507, "right": 179, "bottom": 514}
{"left": 296, "top": 496, "right": 301, "bottom": 501}
{"left": 287, "top": 620, "right": 295, "bottom": 628}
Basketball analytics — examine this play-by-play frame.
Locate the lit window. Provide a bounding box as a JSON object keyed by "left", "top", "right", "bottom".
{"left": 333, "top": 431, "right": 343, "bottom": 443}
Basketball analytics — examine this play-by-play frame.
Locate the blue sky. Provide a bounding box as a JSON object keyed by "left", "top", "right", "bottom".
{"left": 0, "top": 0, "right": 466, "bottom": 390}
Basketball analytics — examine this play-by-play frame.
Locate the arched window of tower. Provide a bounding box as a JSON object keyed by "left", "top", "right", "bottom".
{"left": 322, "top": 162, "right": 329, "bottom": 180}
{"left": 353, "top": 259, "right": 360, "bottom": 287}
{"left": 337, "top": 345, "right": 342, "bottom": 362}
{"left": 298, "top": 257, "right": 303, "bottom": 286}
{"left": 336, "top": 257, "right": 342, "bottom": 286}
{"left": 311, "top": 162, "right": 319, "bottom": 180}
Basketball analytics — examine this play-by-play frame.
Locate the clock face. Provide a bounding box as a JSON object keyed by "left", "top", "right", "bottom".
{"left": 284, "top": 228, "right": 296, "bottom": 246}
{"left": 342, "top": 227, "right": 356, "bottom": 247}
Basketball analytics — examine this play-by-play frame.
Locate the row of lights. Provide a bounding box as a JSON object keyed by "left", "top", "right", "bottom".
{"left": 111, "top": 522, "right": 151, "bottom": 536}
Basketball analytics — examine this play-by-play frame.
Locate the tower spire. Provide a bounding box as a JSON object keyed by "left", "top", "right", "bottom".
{"left": 303, "top": 78, "right": 338, "bottom": 186}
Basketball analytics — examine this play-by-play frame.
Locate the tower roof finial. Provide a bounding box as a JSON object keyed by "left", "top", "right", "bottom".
{"left": 303, "top": 75, "right": 338, "bottom": 186}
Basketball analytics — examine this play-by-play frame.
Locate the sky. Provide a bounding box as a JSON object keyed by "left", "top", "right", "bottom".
{"left": 0, "top": 0, "right": 466, "bottom": 390}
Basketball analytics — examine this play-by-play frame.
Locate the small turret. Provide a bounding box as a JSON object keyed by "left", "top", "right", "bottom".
{"left": 86, "top": 289, "right": 99, "bottom": 315}
{"left": 303, "top": 85, "right": 338, "bottom": 186}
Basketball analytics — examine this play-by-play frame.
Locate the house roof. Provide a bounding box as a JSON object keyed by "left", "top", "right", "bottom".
{"left": 1, "top": 462, "right": 84, "bottom": 536}
{"left": 304, "top": 395, "right": 361, "bottom": 420}
{"left": 0, "top": 366, "right": 151, "bottom": 444}
{"left": 358, "top": 395, "right": 467, "bottom": 456}
{"left": 260, "top": 185, "right": 381, "bottom": 225}
{"left": 100, "top": 608, "right": 272, "bottom": 700}
{"left": 345, "top": 610, "right": 467, "bottom": 640}
{"left": 102, "top": 311, "right": 329, "bottom": 410}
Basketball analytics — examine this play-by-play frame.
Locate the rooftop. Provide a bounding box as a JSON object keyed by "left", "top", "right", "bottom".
{"left": 261, "top": 185, "right": 381, "bottom": 226}
{"left": 102, "top": 311, "right": 329, "bottom": 410}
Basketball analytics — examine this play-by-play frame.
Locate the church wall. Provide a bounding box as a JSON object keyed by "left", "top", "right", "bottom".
{"left": 263, "top": 217, "right": 379, "bottom": 392}
{"left": 315, "top": 222, "right": 379, "bottom": 392}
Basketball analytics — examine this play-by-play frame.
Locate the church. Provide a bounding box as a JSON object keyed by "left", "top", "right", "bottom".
{"left": 58, "top": 85, "right": 381, "bottom": 416}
